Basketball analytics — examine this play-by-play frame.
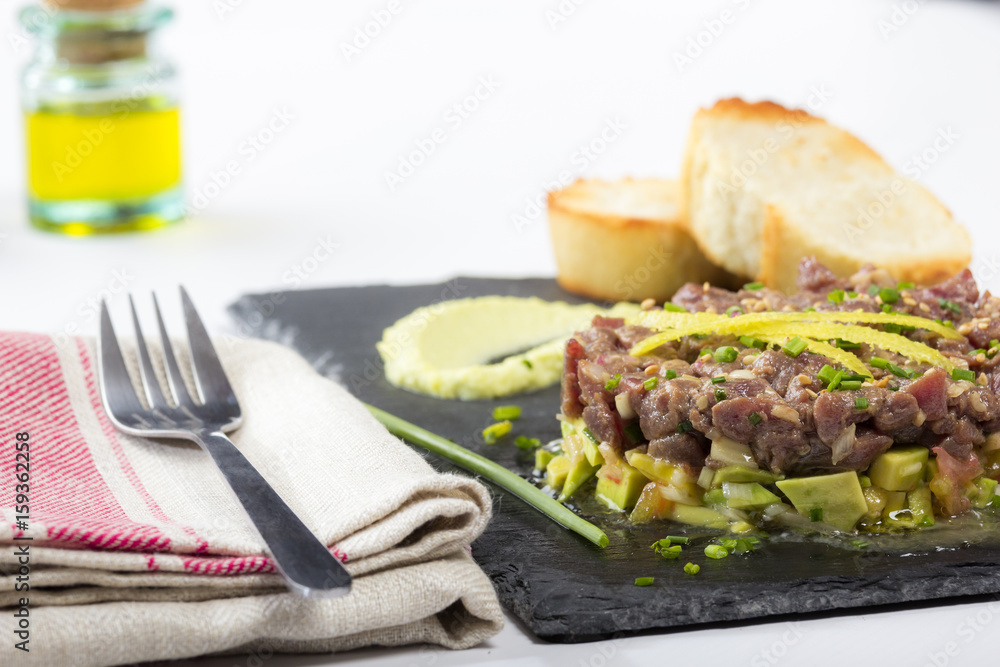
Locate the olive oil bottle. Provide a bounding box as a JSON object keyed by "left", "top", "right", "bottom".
{"left": 20, "top": 0, "right": 182, "bottom": 234}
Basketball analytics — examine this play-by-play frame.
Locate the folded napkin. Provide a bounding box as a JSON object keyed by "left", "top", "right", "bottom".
{"left": 0, "top": 332, "right": 503, "bottom": 666}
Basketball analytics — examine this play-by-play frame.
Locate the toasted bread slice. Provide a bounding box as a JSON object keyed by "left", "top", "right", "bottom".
{"left": 681, "top": 98, "right": 972, "bottom": 292}
{"left": 548, "top": 178, "right": 735, "bottom": 303}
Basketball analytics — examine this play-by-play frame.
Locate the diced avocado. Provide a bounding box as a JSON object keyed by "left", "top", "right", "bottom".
{"left": 868, "top": 446, "right": 929, "bottom": 491}
{"left": 545, "top": 454, "right": 571, "bottom": 490}
{"left": 862, "top": 486, "right": 889, "bottom": 522}
{"left": 534, "top": 449, "right": 555, "bottom": 472}
{"left": 624, "top": 450, "right": 677, "bottom": 485}
{"left": 722, "top": 482, "right": 781, "bottom": 510}
{"left": 560, "top": 419, "right": 576, "bottom": 440}
{"left": 907, "top": 485, "right": 935, "bottom": 527}
{"left": 595, "top": 461, "right": 647, "bottom": 511}
{"left": 667, "top": 503, "right": 729, "bottom": 529}
{"left": 702, "top": 488, "right": 725, "bottom": 505}
{"left": 776, "top": 472, "right": 868, "bottom": 531}
{"left": 583, "top": 438, "right": 605, "bottom": 466}
{"left": 882, "top": 490, "right": 913, "bottom": 529}
{"left": 969, "top": 477, "right": 998, "bottom": 509}
{"left": 558, "top": 456, "right": 600, "bottom": 502}
{"left": 712, "top": 466, "right": 784, "bottom": 487}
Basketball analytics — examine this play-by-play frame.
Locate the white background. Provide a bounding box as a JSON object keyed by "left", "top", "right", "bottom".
{"left": 2, "top": 0, "right": 1000, "bottom": 665}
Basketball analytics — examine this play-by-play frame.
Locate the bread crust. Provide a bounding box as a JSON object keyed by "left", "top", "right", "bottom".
{"left": 682, "top": 97, "right": 971, "bottom": 292}
{"left": 548, "top": 178, "right": 734, "bottom": 302}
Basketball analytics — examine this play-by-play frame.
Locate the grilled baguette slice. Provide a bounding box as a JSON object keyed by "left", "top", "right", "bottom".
{"left": 681, "top": 98, "right": 972, "bottom": 292}
{"left": 548, "top": 178, "right": 734, "bottom": 303}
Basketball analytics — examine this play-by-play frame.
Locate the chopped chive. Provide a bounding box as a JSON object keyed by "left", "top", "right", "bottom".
{"left": 817, "top": 365, "right": 838, "bottom": 386}
{"left": 827, "top": 370, "right": 845, "bottom": 391}
{"left": 748, "top": 412, "right": 763, "bottom": 426}
{"left": 739, "top": 335, "right": 766, "bottom": 350}
{"left": 850, "top": 539, "right": 869, "bottom": 549}
{"left": 859, "top": 474, "right": 871, "bottom": 488}
{"left": 884, "top": 323, "right": 902, "bottom": 335}
{"left": 897, "top": 282, "right": 915, "bottom": 290}
{"left": 991, "top": 339, "right": 999, "bottom": 348}
{"left": 514, "top": 435, "right": 541, "bottom": 450}
{"left": 870, "top": 357, "right": 890, "bottom": 370}
{"left": 699, "top": 348, "right": 713, "bottom": 358}
{"left": 809, "top": 507, "right": 823, "bottom": 522}
{"left": 782, "top": 336, "right": 809, "bottom": 358}
{"left": 880, "top": 304, "right": 893, "bottom": 313}
{"left": 651, "top": 537, "right": 689, "bottom": 551}
{"left": 867, "top": 284, "right": 880, "bottom": 296}
{"left": 714, "top": 346, "right": 738, "bottom": 363}
{"left": 654, "top": 544, "right": 683, "bottom": 559}
{"left": 879, "top": 288, "right": 900, "bottom": 304}
{"left": 684, "top": 562, "right": 700, "bottom": 575}
{"left": 939, "top": 298, "right": 962, "bottom": 314}
{"left": 582, "top": 428, "right": 600, "bottom": 444}
{"left": 743, "top": 281, "right": 765, "bottom": 291}
{"left": 714, "top": 387, "right": 727, "bottom": 402}
{"left": 482, "top": 421, "right": 512, "bottom": 445}
{"left": 663, "top": 303, "right": 687, "bottom": 312}
{"left": 726, "top": 305, "right": 744, "bottom": 316}
{"left": 803, "top": 307, "right": 817, "bottom": 312}
{"left": 835, "top": 338, "right": 861, "bottom": 350}
{"left": 522, "top": 359, "right": 533, "bottom": 369}
{"left": 604, "top": 374, "right": 622, "bottom": 391}
{"left": 887, "top": 384, "right": 899, "bottom": 391}
{"left": 492, "top": 405, "right": 522, "bottom": 421}
{"left": 839, "top": 380, "right": 863, "bottom": 390}
{"left": 855, "top": 396, "right": 869, "bottom": 410}
{"left": 634, "top": 577, "right": 655, "bottom": 587}
{"left": 676, "top": 420, "right": 694, "bottom": 435}
{"left": 711, "top": 376, "right": 726, "bottom": 384}
{"left": 840, "top": 373, "right": 869, "bottom": 382}
{"left": 624, "top": 422, "right": 644, "bottom": 442}
{"left": 664, "top": 369, "right": 678, "bottom": 380}
{"left": 846, "top": 291, "right": 858, "bottom": 299}
{"left": 644, "top": 377, "right": 659, "bottom": 391}
{"left": 705, "top": 544, "right": 729, "bottom": 559}
{"left": 952, "top": 368, "right": 976, "bottom": 382}
{"left": 970, "top": 349, "right": 986, "bottom": 357}
{"left": 887, "top": 363, "right": 912, "bottom": 379}
{"left": 828, "top": 289, "right": 845, "bottom": 304}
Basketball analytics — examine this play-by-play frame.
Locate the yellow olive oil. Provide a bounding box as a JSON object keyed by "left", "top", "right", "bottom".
{"left": 26, "top": 107, "right": 181, "bottom": 201}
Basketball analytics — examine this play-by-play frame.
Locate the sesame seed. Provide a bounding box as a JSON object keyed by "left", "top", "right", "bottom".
{"left": 903, "top": 297, "right": 917, "bottom": 307}
{"left": 959, "top": 323, "right": 974, "bottom": 336}
{"left": 919, "top": 303, "right": 931, "bottom": 313}
{"left": 977, "top": 353, "right": 987, "bottom": 364}
{"left": 743, "top": 354, "right": 758, "bottom": 365}
{"left": 703, "top": 282, "right": 710, "bottom": 293}
{"left": 978, "top": 322, "right": 989, "bottom": 330}
{"left": 913, "top": 409, "right": 926, "bottom": 427}
{"left": 645, "top": 365, "right": 659, "bottom": 376}
{"left": 979, "top": 373, "right": 989, "bottom": 386}
{"left": 641, "top": 298, "right": 656, "bottom": 310}
{"left": 805, "top": 389, "right": 818, "bottom": 399}
{"left": 797, "top": 374, "right": 812, "bottom": 386}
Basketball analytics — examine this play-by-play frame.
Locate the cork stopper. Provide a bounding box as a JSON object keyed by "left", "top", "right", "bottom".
{"left": 45, "top": 0, "right": 146, "bottom": 10}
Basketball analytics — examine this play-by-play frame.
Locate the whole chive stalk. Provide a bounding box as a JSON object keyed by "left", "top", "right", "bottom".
{"left": 365, "top": 404, "right": 610, "bottom": 549}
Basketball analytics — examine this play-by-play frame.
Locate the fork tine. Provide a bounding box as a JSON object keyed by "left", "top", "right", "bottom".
{"left": 129, "top": 294, "right": 170, "bottom": 410}
{"left": 152, "top": 292, "right": 195, "bottom": 407}
{"left": 180, "top": 286, "right": 238, "bottom": 406}
{"left": 98, "top": 300, "right": 145, "bottom": 416}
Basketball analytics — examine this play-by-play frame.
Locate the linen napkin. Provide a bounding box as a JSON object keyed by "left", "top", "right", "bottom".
{"left": 0, "top": 331, "right": 503, "bottom": 666}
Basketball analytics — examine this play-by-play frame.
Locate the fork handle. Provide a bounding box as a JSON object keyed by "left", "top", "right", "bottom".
{"left": 194, "top": 429, "right": 352, "bottom": 598}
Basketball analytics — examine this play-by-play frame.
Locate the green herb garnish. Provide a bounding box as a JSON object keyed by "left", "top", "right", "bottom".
{"left": 952, "top": 368, "right": 976, "bottom": 382}
{"left": 364, "top": 405, "right": 610, "bottom": 549}
{"left": 482, "top": 421, "right": 512, "bottom": 444}
{"left": 782, "top": 336, "right": 808, "bottom": 358}
{"left": 492, "top": 405, "right": 521, "bottom": 421}
{"left": 748, "top": 412, "right": 763, "bottom": 426}
{"left": 743, "top": 281, "right": 765, "bottom": 291}
{"left": 714, "top": 346, "right": 738, "bottom": 363}
{"left": 644, "top": 377, "right": 658, "bottom": 391}
{"left": 604, "top": 374, "right": 622, "bottom": 391}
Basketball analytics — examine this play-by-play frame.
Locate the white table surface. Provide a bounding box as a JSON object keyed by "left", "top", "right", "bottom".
{"left": 3, "top": 0, "right": 1000, "bottom": 664}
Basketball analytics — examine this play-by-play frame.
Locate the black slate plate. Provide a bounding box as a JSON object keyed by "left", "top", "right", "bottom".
{"left": 228, "top": 278, "right": 1000, "bottom": 642}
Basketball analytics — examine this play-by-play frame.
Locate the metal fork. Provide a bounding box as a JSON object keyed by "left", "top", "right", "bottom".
{"left": 97, "top": 287, "right": 352, "bottom": 598}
